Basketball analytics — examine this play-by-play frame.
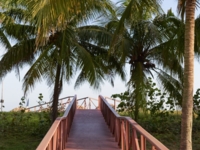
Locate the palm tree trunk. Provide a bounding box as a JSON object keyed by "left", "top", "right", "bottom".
{"left": 134, "top": 96, "right": 139, "bottom": 121}
{"left": 51, "top": 64, "right": 61, "bottom": 123}
{"left": 180, "top": 0, "right": 195, "bottom": 149}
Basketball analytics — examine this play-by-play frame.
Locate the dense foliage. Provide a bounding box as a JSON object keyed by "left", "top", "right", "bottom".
{"left": 0, "top": 0, "right": 199, "bottom": 149}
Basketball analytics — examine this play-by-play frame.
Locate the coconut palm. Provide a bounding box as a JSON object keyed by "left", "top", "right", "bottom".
{"left": 22, "top": 26, "right": 124, "bottom": 121}
{"left": 115, "top": 16, "right": 185, "bottom": 121}
{"left": 76, "top": 7, "right": 186, "bottom": 121}
{"left": 177, "top": 0, "right": 197, "bottom": 149}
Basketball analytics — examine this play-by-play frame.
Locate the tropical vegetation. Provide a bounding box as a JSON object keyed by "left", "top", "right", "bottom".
{"left": 0, "top": 0, "right": 199, "bottom": 149}
{"left": 0, "top": 94, "right": 200, "bottom": 150}
{"left": 0, "top": 0, "right": 124, "bottom": 122}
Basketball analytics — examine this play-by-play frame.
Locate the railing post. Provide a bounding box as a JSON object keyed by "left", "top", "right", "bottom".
{"left": 57, "top": 124, "right": 61, "bottom": 150}
{"left": 121, "top": 119, "right": 124, "bottom": 150}
{"left": 60, "top": 121, "right": 64, "bottom": 149}
{"left": 133, "top": 129, "right": 140, "bottom": 150}
{"left": 118, "top": 118, "right": 121, "bottom": 146}
{"left": 114, "top": 116, "right": 117, "bottom": 142}
{"left": 65, "top": 118, "right": 68, "bottom": 143}
{"left": 141, "top": 135, "right": 146, "bottom": 150}
{"left": 125, "top": 120, "right": 129, "bottom": 150}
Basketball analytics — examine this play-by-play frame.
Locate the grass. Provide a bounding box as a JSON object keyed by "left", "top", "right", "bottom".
{"left": 0, "top": 134, "right": 42, "bottom": 150}
{"left": 152, "top": 131, "right": 200, "bottom": 150}
{"left": 0, "top": 111, "right": 51, "bottom": 150}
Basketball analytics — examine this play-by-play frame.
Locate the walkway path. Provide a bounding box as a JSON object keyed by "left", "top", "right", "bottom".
{"left": 64, "top": 109, "right": 121, "bottom": 150}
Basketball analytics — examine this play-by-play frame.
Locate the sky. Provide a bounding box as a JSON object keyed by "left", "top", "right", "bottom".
{"left": 1, "top": 0, "right": 200, "bottom": 111}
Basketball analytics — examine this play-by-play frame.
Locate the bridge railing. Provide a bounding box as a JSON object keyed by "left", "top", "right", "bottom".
{"left": 104, "top": 96, "right": 121, "bottom": 110}
{"left": 76, "top": 96, "right": 120, "bottom": 110}
{"left": 77, "top": 97, "right": 98, "bottom": 109}
{"left": 26, "top": 96, "right": 74, "bottom": 112}
{"left": 99, "top": 95, "right": 169, "bottom": 150}
{"left": 36, "top": 95, "right": 77, "bottom": 150}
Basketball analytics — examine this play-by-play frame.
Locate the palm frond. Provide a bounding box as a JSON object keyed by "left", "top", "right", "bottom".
{"left": 156, "top": 70, "right": 183, "bottom": 106}
{"left": 0, "top": 39, "right": 36, "bottom": 79}
{"left": 0, "top": 29, "right": 11, "bottom": 50}
{"left": 22, "top": 45, "right": 56, "bottom": 94}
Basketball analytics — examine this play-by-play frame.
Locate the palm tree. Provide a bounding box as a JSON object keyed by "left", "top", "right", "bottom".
{"left": 178, "top": 0, "right": 197, "bottom": 149}
{"left": 115, "top": 16, "right": 184, "bottom": 121}
{"left": 0, "top": 1, "right": 125, "bottom": 122}
{"left": 78, "top": 7, "right": 185, "bottom": 121}
{"left": 22, "top": 27, "right": 124, "bottom": 121}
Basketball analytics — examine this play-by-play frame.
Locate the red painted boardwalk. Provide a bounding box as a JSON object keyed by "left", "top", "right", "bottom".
{"left": 64, "top": 109, "right": 121, "bottom": 150}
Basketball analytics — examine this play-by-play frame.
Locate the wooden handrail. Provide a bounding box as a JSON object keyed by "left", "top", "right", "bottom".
{"left": 77, "top": 96, "right": 119, "bottom": 110}
{"left": 104, "top": 96, "right": 121, "bottom": 110}
{"left": 99, "top": 95, "right": 169, "bottom": 150}
{"left": 26, "top": 96, "right": 73, "bottom": 112}
{"left": 36, "top": 95, "right": 77, "bottom": 150}
{"left": 76, "top": 97, "right": 98, "bottom": 109}
{"left": 104, "top": 96, "right": 121, "bottom": 102}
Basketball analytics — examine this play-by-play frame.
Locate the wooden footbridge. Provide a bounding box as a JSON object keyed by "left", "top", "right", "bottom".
{"left": 35, "top": 95, "right": 169, "bottom": 150}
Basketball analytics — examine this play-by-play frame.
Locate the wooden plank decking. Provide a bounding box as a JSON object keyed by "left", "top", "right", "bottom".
{"left": 64, "top": 109, "right": 121, "bottom": 150}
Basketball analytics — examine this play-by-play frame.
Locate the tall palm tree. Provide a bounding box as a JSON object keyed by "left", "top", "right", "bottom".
{"left": 109, "top": 2, "right": 185, "bottom": 120}
{"left": 178, "top": 0, "right": 197, "bottom": 149}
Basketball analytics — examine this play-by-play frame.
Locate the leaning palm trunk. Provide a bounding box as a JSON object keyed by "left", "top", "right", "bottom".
{"left": 134, "top": 95, "right": 139, "bottom": 121}
{"left": 180, "top": 0, "right": 196, "bottom": 149}
{"left": 51, "top": 63, "right": 62, "bottom": 122}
